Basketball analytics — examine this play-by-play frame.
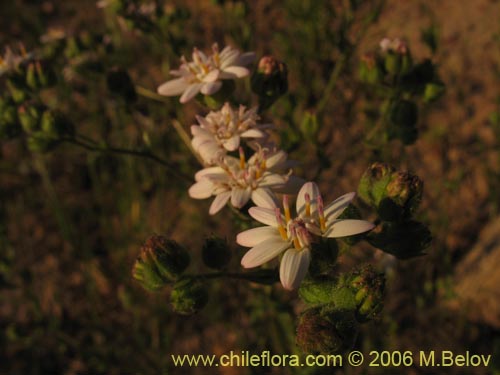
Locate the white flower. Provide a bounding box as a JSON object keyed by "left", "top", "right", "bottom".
{"left": 238, "top": 182, "right": 375, "bottom": 290}
{"left": 188, "top": 147, "right": 302, "bottom": 215}
{"left": 157, "top": 43, "right": 255, "bottom": 103}
{"left": 191, "top": 102, "right": 272, "bottom": 164}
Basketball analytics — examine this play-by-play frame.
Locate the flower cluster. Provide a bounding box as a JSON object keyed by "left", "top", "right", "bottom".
{"left": 157, "top": 43, "right": 375, "bottom": 291}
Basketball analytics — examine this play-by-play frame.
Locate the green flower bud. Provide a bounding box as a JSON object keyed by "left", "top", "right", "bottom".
{"left": 359, "top": 163, "right": 423, "bottom": 221}
{"left": 40, "top": 110, "right": 75, "bottom": 138}
{"left": 251, "top": 56, "right": 288, "bottom": 111}
{"left": 132, "top": 235, "right": 190, "bottom": 291}
{"left": 6, "top": 75, "right": 28, "bottom": 104}
{"left": 359, "top": 53, "right": 383, "bottom": 84}
{"left": 18, "top": 105, "right": 42, "bottom": 133}
{"left": 358, "top": 162, "right": 395, "bottom": 209}
{"left": 384, "top": 52, "right": 401, "bottom": 75}
{"left": 201, "top": 235, "right": 231, "bottom": 270}
{"left": 170, "top": 278, "right": 208, "bottom": 315}
{"left": 299, "top": 277, "right": 337, "bottom": 305}
{"left": 367, "top": 220, "right": 432, "bottom": 259}
{"left": 299, "top": 111, "right": 319, "bottom": 142}
{"left": 423, "top": 82, "right": 445, "bottom": 102}
{"left": 35, "top": 61, "right": 56, "bottom": 88}
{"left": 27, "top": 131, "right": 58, "bottom": 153}
{"left": 26, "top": 63, "right": 38, "bottom": 90}
{"left": 380, "top": 171, "right": 423, "bottom": 220}
{"left": 106, "top": 67, "right": 137, "bottom": 103}
{"left": 296, "top": 306, "right": 358, "bottom": 354}
{"left": 347, "top": 265, "right": 385, "bottom": 322}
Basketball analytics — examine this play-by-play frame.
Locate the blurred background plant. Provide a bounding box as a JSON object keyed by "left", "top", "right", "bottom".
{"left": 1, "top": 0, "right": 500, "bottom": 374}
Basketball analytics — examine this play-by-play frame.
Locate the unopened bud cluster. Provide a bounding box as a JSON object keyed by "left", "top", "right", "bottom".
{"left": 358, "top": 163, "right": 431, "bottom": 258}
{"left": 359, "top": 38, "right": 445, "bottom": 144}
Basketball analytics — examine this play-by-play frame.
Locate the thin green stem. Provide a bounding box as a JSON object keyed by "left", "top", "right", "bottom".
{"left": 63, "top": 137, "right": 191, "bottom": 182}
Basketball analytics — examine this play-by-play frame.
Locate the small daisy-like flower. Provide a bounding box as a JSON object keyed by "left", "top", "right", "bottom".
{"left": 191, "top": 102, "right": 272, "bottom": 164}
{"left": 157, "top": 43, "right": 255, "bottom": 103}
{"left": 188, "top": 147, "right": 301, "bottom": 215}
{"left": 238, "top": 182, "right": 375, "bottom": 290}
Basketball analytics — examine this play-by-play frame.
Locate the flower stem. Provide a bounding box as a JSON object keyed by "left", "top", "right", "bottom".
{"left": 63, "top": 137, "right": 192, "bottom": 182}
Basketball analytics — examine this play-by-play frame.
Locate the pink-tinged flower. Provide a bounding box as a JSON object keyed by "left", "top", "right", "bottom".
{"left": 379, "top": 38, "right": 408, "bottom": 54}
{"left": 157, "top": 43, "right": 255, "bottom": 103}
{"left": 191, "top": 102, "right": 272, "bottom": 165}
{"left": 188, "top": 148, "right": 302, "bottom": 215}
{"left": 0, "top": 45, "right": 34, "bottom": 77}
{"left": 238, "top": 182, "right": 375, "bottom": 290}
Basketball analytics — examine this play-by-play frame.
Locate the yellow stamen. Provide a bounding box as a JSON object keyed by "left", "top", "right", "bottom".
{"left": 239, "top": 147, "right": 245, "bottom": 169}
{"left": 320, "top": 217, "right": 326, "bottom": 232}
{"left": 278, "top": 226, "right": 287, "bottom": 240}
{"left": 293, "top": 237, "right": 301, "bottom": 250}
{"left": 283, "top": 195, "right": 291, "bottom": 223}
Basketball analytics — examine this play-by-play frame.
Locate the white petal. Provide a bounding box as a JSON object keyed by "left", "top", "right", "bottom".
{"left": 231, "top": 187, "right": 251, "bottom": 208}
{"left": 219, "top": 50, "right": 240, "bottom": 67}
{"left": 259, "top": 173, "right": 287, "bottom": 187}
{"left": 202, "top": 69, "right": 220, "bottom": 83}
{"left": 241, "top": 129, "right": 266, "bottom": 138}
{"left": 179, "top": 83, "right": 202, "bottom": 103}
{"left": 324, "top": 192, "right": 356, "bottom": 221}
{"left": 251, "top": 188, "right": 278, "bottom": 209}
{"left": 240, "top": 237, "right": 290, "bottom": 268}
{"left": 265, "top": 150, "right": 287, "bottom": 169}
{"left": 200, "top": 80, "right": 222, "bottom": 95}
{"left": 223, "top": 135, "right": 240, "bottom": 151}
{"left": 190, "top": 125, "right": 211, "bottom": 138}
{"left": 221, "top": 66, "right": 250, "bottom": 78}
{"left": 279, "top": 248, "right": 311, "bottom": 290}
{"left": 236, "top": 226, "right": 281, "bottom": 247}
{"left": 209, "top": 191, "right": 231, "bottom": 215}
{"left": 236, "top": 52, "right": 256, "bottom": 66}
{"left": 157, "top": 78, "right": 189, "bottom": 96}
{"left": 195, "top": 167, "right": 226, "bottom": 181}
{"left": 325, "top": 220, "right": 375, "bottom": 238}
{"left": 188, "top": 179, "right": 214, "bottom": 199}
{"left": 296, "top": 182, "right": 321, "bottom": 216}
{"left": 249, "top": 207, "right": 280, "bottom": 227}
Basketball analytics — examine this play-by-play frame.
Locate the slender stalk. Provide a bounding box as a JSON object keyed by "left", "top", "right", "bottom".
{"left": 135, "top": 85, "right": 205, "bottom": 166}
{"left": 63, "top": 137, "right": 192, "bottom": 182}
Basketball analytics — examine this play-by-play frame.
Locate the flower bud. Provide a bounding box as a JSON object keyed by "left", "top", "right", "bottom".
{"left": 296, "top": 306, "right": 358, "bottom": 354}
{"left": 106, "top": 67, "right": 137, "bottom": 103}
{"left": 299, "top": 111, "right": 319, "bottom": 142}
{"left": 251, "top": 56, "right": 288, "bottom": 111}
{"left": 380, "top": 171, "right": 423, "bottom": 220}
{"left": 170, "top": 278, "right": 208, "bottom": 315}
{"left": 132, "top": 235, "right": 190, "bottom": 291}
{"left": 423, "top": 82, "right": 445, "bottom": 102}
{"left": 358, "top": 53, "right": 383, "bottom": 84}
{"left": 299, "top": 277, "right": 337, "bottom": 305}
{"left": 347, "top": 265, "right": 385, "bottom": 322}
{"left": 357, "top": 162, "right": 395, "bottom": 209}
{"left": 27, "top": 131, "right": 58, "bottom": 153}
{"left": 201, "top": 235, "right": 231, "bottom": 270}
{"left": 6, "top": 75, "right": 28, "bottom": 104}
{"left": 367, "top": 220, "right": 432, "bottom": 259}
{"left": 18, "top": 105, "right": 42, "bottom": 133}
